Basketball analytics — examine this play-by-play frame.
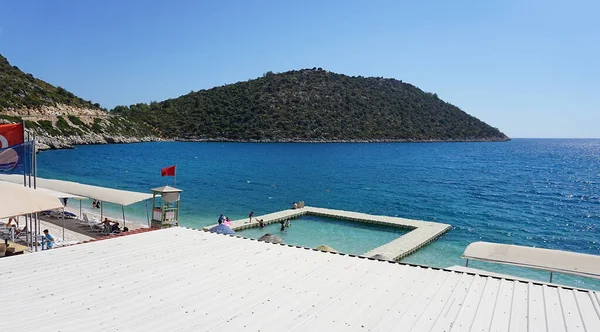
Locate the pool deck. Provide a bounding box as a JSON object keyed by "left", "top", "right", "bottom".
{"left": 205, "top": 206, "right": 451, "bottom": 261}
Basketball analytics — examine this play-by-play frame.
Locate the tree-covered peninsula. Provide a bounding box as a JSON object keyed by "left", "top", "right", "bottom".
{"left": 113, "top": 69, "right": 508, "bottom": 142}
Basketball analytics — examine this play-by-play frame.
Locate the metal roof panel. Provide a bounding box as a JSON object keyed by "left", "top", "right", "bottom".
{"left": 1, "top": 227, "right": 599, "bottom": 332}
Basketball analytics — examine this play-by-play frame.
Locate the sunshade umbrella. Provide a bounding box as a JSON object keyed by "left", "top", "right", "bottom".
{"left": 315, "top": 244, "right": 337, "bottom": 253}
{"left": 258, "top": 233, "right": 283, "bottom": 244}
{"left": 208, "top": 224, "right": 236, "bottom": 235}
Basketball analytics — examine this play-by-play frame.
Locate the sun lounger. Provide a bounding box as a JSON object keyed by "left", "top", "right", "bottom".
{"left": 1, "top": 224, "right": 28, "bottom": 243}
{"left": 50, "top": 210, "right": 77, "bottom": 219}
{"left": 13, "top": 227, "right": 29, "bottom": 242}
{"left": 80, "top": 214, "right": 104, "bottom": 233}
{"left": 80, "top": 213, "right": 99, "bottom": 225}
{"left": 53, "top": 238, "right": 79, "bottom": 248}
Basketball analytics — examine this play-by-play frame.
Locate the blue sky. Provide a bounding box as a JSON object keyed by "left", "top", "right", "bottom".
{"left": 1, "top": 0, "right": 598, "bottom": 138}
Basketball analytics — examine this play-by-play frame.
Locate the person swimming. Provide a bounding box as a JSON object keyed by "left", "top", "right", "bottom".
{"left": 280, "top": 219, "right": 286, "bottom": 232}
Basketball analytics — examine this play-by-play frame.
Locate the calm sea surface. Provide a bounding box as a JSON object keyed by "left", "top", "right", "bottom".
{"left": 37, "top": 139, "right": 600, "bottom": 289}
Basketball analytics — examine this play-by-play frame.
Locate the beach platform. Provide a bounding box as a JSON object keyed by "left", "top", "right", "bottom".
{"left": 205, "top": 206, "right": 451, "bottom": 260}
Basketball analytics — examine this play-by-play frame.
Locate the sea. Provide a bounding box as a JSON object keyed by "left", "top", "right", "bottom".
{"left": 37, "top": 139, "right": 600, "bottom": 289}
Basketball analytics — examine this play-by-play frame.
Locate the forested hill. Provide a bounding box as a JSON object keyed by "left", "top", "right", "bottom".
{"left": 113, "top": 69, "right": 508, "bottom": 142}
{"left": 0, "top": 54, "right": 101, "bottom": 110}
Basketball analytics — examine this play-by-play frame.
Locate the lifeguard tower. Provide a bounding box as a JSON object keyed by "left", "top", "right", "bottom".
{"left": 150, "top": 186, "right": 182, "bottom": 228}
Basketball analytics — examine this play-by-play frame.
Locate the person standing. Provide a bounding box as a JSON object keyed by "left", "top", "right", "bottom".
{"left": 42, "top": 229, "right": 55, "bottom": 250}
{"left": 248, "top": 211, "right": 254, "bottom": 223}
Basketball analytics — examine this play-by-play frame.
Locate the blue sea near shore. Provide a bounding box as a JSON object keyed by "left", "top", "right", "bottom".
{"left": 36, "top": 139, "right": 600, "bottom": 289}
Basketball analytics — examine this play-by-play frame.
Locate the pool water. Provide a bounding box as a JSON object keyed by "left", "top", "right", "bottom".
{"left": 237, "top": 215, "right": 407, "bottom": 255}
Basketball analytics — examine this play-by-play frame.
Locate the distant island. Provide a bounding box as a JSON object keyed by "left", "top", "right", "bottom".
{"left": 0, "top": 54, "right": 508, "bottom": 149}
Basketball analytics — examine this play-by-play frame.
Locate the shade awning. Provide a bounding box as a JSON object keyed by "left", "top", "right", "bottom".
{"left": 208, "top": 224, "right": 235, "bottom": 235}
{"left": 0, "top": 181, "right": 64, "bottom": 219}
{"left": 31, "top": 187, "right": 87, "bottom": 200}
{"left": 462, "top": 241, "right": 600, "bottom": 280}
{"left": 151, "top": 185, "right": 182, "bottom": 193}
{"left": 0, "top": 174, "right": 152, "bottom": 206}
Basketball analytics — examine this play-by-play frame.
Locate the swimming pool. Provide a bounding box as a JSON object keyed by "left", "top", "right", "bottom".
{"left": 236, "top": 215, "right": 407, "bottom": 255}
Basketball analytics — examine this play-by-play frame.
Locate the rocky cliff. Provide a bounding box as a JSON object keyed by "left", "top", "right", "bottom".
{"left": 1, "top": 104, "right": 159, "bottom": 150}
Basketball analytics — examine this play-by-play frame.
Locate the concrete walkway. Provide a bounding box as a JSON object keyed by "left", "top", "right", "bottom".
{"left": 205, "top": 206, "right": 451, "bottom": 261}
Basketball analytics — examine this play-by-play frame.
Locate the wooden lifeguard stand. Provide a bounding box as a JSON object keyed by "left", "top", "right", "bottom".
{"left": 150, "top": 186, "right": 182, "bottom": 228}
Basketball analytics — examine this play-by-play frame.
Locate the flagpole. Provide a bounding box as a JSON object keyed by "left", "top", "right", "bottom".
{"left": 27, "top": 131, "right": 31, "bottom": 188}
{"left": 174, "top": 164, "right": 177, "bottom": 187}
{"left": 33, "top": 132, "right": 37, "bottom": 189}
{"left": 22, "top": 120, "right": 26, "bottom": 187}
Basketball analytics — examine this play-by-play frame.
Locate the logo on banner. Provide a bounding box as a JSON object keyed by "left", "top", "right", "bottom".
{"left": 0, "top": 134, "right": 8, "bottom": 148}
{"left": 0, "top": 147, "right": 19, "bottom": 172}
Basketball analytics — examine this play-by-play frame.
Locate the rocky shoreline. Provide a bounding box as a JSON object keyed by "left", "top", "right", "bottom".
{"left": 36, "top": 134, "right": 163, "bottom": 151}
{"left": 36, "top": 135, "right": 510, "bottom": 151}
{"left": 173, "top": 136, "right": 511, "bottom": 144}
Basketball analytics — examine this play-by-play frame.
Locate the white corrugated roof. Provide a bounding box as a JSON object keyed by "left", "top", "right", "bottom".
{"left": 1, "top": 227, "right": 599, "bottom": 331}
{"left": 0, "top": 174, "right": 152, "bottom": 206}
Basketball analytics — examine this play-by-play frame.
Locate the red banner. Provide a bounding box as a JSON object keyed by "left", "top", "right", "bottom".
{"left": 0, "top": 123, "right": 24, "bottom": 148}
{"left": 161, "top": 165, "right": 176, "bottom": 177}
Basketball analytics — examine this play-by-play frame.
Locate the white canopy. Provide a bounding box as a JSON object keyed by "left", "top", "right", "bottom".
{"left": 0, "top": 181, "right": 64, "bottom": 219}
{"left": 462, "top": 241, "right": 600, "bottom": 280}
{"left": 0, "top": 174, "right": 152, "bottom": 206}
{"left": 30, "top": 186, "right": 87, "bottom": 200}
{"left": 151, "top": 185, "right": 182, "bottom": 193}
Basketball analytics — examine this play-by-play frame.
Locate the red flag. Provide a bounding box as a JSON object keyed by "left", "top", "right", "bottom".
{"left": 161, "top": 165, "right": 176, "bottom": 177}
{"left": 0, "top": 123, "right": 24, "bottom": 148}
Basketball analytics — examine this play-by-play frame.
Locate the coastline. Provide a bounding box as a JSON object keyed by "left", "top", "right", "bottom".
{"left": 173, "top": 136, "right": 511, "bottom": 143}
{"left": 36, "top": 135, "right": 510, "bottom": 151}
{"left": 36, "top": 134, "right": 163, "bottom": 151}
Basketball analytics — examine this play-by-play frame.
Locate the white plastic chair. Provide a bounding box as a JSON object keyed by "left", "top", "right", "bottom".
{"left": 80, "top": 213, "right": 103, "bottom": 232}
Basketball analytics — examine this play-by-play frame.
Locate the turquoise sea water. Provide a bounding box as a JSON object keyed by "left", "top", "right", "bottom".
{"left": 36, "top": 139, "right": 600, "bottom": 289}
{"left": 237, "top": 215, "right": 407, "bottom": 255}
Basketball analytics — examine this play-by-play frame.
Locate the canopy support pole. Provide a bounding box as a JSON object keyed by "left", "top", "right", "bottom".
{"left": 145, "top": 200, "right": 150, "bottom": 227}
{"left": 35, "top": 213, "right": 39, "bottom": 252}
{"left": 25, "top": 215, "right": 29, "bottom": 248}
{"left": 101, "top": 203, "right": 103, "bottom": 223}
{"left": 62, "top": 207, "right": 65, "bottom": 240}
{"left": 29, "top": 215, "right": 33, "bottom": 249}
{"left": 79, "top": 200, "right": 82, "bottom": 219}
{"left": 122, "top": 206, "right": 126, "bottom": 229}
